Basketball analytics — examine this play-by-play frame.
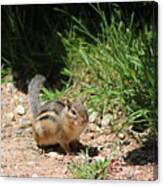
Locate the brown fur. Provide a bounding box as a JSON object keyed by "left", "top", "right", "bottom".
{"left": 28, "top": 75, "right": 88, "bottom": 154}
{"left": 31, "top": 102, "right": 88, "bottom": 153}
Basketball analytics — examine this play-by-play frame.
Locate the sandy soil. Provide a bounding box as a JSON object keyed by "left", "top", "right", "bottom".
{"left": 1, "top": 83, "right": 157, "bottom": 180}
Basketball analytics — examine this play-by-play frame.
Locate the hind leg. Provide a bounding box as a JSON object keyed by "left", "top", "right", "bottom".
{"left": 60, "top": 141, "right": 72, "bottom": 155}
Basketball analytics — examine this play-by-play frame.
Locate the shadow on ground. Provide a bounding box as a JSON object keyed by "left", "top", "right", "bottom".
{"left": 124, "top": 134, "right": 158, "bottom": 165}
{"left": 38, "top": 141, "right": 99, "bottom": 157}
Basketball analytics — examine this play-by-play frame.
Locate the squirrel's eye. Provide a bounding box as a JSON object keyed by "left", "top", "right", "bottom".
{"left": 71, "top": 109, "right": 76, "bottom": 115}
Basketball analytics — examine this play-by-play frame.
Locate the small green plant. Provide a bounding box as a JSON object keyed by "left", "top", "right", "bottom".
{"left": 68, "top": 159, "right": 109, "bottom": 179}
{"left": 1, "top": 57, "right": 12, "bottom": 83}
{"left": 68, "top": 148, "right": 109, "bottom": 179}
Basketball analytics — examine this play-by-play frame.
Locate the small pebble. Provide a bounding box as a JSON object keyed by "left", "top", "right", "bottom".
{"left": 97, "top": 145, "right": 104, "bottom": 151}
{"left": 89, "top": 112, "right": 99, "bottom": 123}
{"left": 57, "top": 155, "right": 64, "bottom": 161}
{"left": 16, "top": 105, "right": 25, "bottom": 115}
{"left": 46, "top": 152, "right": 64, "bottom": 160}
{"left": 113, "top": 113, "right": 118, "bottom": 120}
{"left": 15, "top": 128, "right": 22, "bottom": 135}
{"left": 101, "top": 113, "right": 113, "bottom": 126}
{"left": 118, "top": 133, "right": 125, "bottom": 140}
{"left": 5, "top": 112, "right": 15, "bottom": 121}
{"left": 20, "top": 118, "right": 32, "bottom": 128}
{"left": 46, "top": 152, "right": 58, "bottom": 158}
{"left": 25, "top": 127, "right": 33, "bottom": 134}
{"left": 62, "top": 168, "right": 68, "bottom": 174}
{"left": 93, "top": 155, "right": 105, "bottom": 162}
{"left": 7, "top": 83, "right": 14, "bottom": 94}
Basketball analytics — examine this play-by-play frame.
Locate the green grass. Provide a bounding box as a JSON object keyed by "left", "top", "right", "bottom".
{"left": 68, "top": 158, "right": 109, "bottom": 179}
{"left": 68, "top": 148, "right": 109, "bottom": 179}
{"left": 56, "top": 5, "right": 157, "bottom": 132}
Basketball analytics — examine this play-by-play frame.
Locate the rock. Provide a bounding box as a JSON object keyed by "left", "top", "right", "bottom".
{"left": 101, "top": 113, "right": 113, "bottom": 126}
{"left": 15, "top": 128, "right": 22, "bottom": 135}
{"left": 25, "top": 127, "right": 33, "bottom": 134}
{"left": 46, "top": 152, "right": 58, "bottom": 158}
{"left": 20, "top": 118, "right": 32, "bottom": 128}
{"left": 7, "top": 83, "right": 14, "bottom": 94}
{"left": 113, "top": 112, "right": 118, "bottom": 120}
{"left": 93, "top": 155, "right": 105, "bottom": 162}
{"left": 5, "top": 112, "right": 15, "bottom": 121}
{"left": 57, "top": 154, "right": 64, "bottom": 161}
{"left": 46, "top": 152, "right": 64, "bottom": 160}
{"left": 118, "top": 111, "right": 122, "bottom": 116}
{"left": 62, "top": 168, "right": 68, "bottom": 174}
{"left": 97, "top": 146, "right": 104, "bottom": 151}
{"left": 89, "top": 112, "right": 99, "bottom": 123}
{"left": 16, "top": 105, "right": 25, "bottom": 115}
{"left": 118, "top": 133, "right": 125, "bottom": 140}
{"left": 88, "top": 123, "right": 97, "bottom": 132}
{"left": 26, "top": 141, "right": 32, "bottom": 146}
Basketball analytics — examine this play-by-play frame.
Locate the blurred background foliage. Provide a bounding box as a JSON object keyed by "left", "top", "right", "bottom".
{"left": 1, "top": 2, "right": 157, "bottom": 134}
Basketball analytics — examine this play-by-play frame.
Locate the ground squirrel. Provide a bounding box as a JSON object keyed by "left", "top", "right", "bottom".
{"left": 28, "top": 74, "right": 88, "bottom": 154}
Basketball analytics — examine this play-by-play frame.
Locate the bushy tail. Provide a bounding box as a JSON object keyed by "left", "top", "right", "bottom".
{"left": 28, "top": 74, "right": 46, "bottom": 118}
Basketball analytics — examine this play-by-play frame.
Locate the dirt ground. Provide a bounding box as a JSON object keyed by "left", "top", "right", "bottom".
{"left": 1, "top": 83, "right": 157, "bottom": 180}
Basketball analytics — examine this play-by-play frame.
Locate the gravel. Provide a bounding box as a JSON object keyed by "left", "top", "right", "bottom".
{"left": 1, "top": 82, "right": 157, "bottom": 180}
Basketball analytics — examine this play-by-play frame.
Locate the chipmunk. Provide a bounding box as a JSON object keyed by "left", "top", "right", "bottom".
{"left": 28, "top": 74, "right": 88, "bottom": 154}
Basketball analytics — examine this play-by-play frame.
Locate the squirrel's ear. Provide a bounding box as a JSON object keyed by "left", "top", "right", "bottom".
{"left": 65, "top": 99, "right": 72, "bottom": 110}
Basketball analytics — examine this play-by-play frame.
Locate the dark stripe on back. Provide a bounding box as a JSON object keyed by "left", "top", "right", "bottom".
{"left": 55, "top": 100, "right": 65, "bottom": 107}
{"left": 39, "top": 108, "right": 59, "bottom": 115}
{"left": 38, "top": 100, "right": 65, "bottom": 116}
{"left": 38, "top": 115, "right": 56, "bottom": 122}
